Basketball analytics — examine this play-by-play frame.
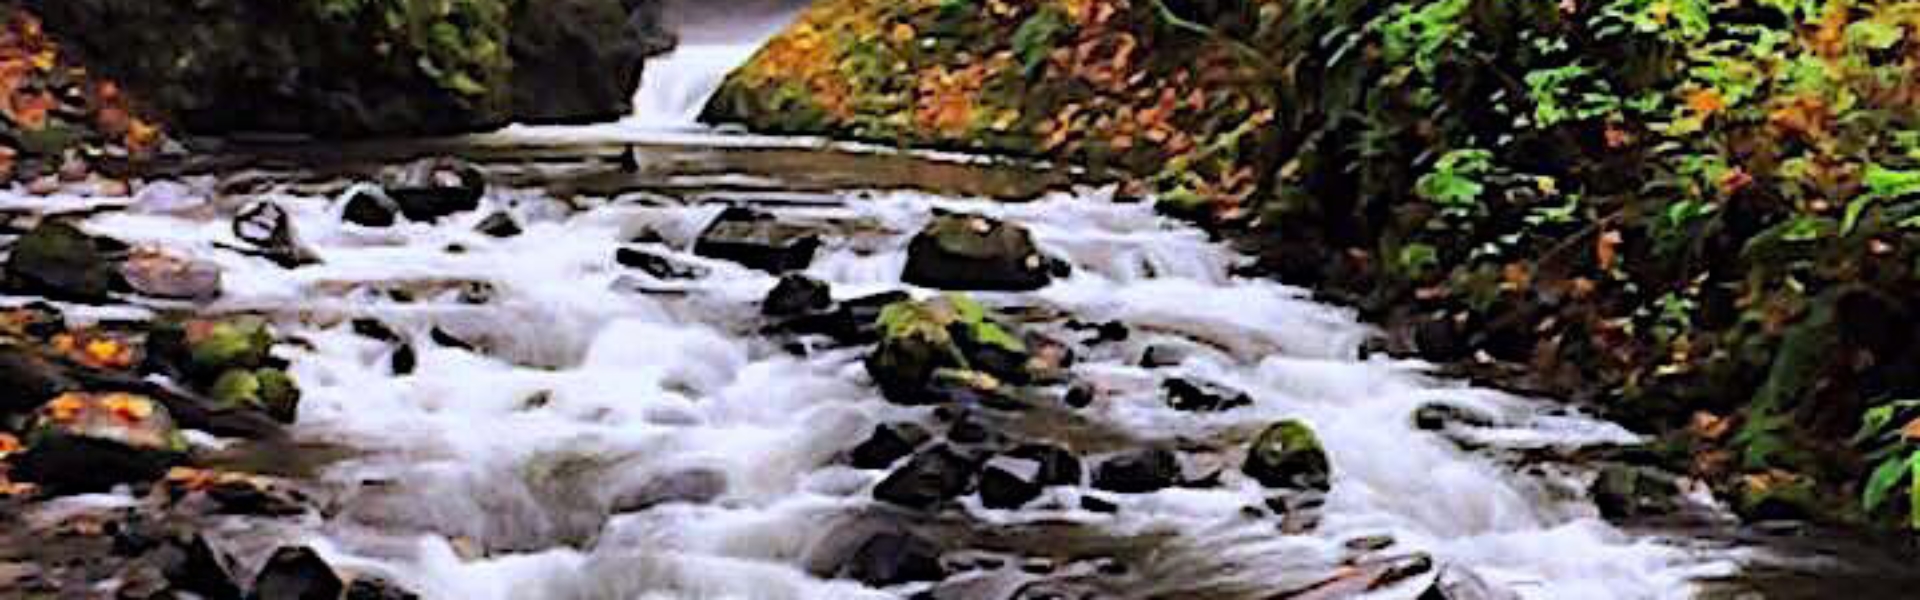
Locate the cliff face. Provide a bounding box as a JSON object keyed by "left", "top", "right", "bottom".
{"left": 708, "top": 0, "right": 1920, "bottom": 529}
{"left": 23, "top": 0, "right": 674, "bottom": 137}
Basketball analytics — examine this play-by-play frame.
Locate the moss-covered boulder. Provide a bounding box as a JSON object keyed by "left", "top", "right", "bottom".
{"left": 146, "top": 316, "right": 277, "bottom": 384}
{"left": 25, "top": 0, "right": 674, "bottom": 136}
{"left": 5, "top": 221, "right": 115, "bottom": 302}
{"left": 15, "top": 392, "right": 189, "bottom": 494}
{"left": 1244, "top": 419, "right": 1330, "bottom": 492}
{"left": 210, "top": 368, "right": 301, "bottom": 424}
{"left": 904, "top": 213, "right": 1062, "bottom": 291}
{"left": 865, "top": 294, "right": 1036, "bottom": 403}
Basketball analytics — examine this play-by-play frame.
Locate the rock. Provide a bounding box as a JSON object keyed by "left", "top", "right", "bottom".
{"left": 763, "top": 274, "right": 832, "bottom": 317}
{"left": 252, "top": 546, "right": 343, "bottom": 600}
{"left": 161, "top": 468, "right": 309, "bottom": 517}
{"left": 120, "top": 247, "right": 223, "bottom": 300}
{"left": 384, "top": 159, "right": 486, "bottom": 221}
{"left": 475, "top": 212, "right": 523, "bottom": 238}
{"left": 850, "top": 422, "right": 931, "bottom": 470}
{"left": 1289, "top": 553, "right": 1435, "bottom": 600}
{"left": 1009, "top": 443, "right": 1082, "bottom": 487}
{"left": 615, "top": 247, "right": 708, "bottom": 280}
{"left": 782, "top": 291, "right": 910, "bottom": 344}
{"left": 1420, "top": 564, "right": 1521, "bottom": 600}
{"left": 693, "top": 207, "right": 820, "bottom": 273}
{"left": 978, "top": 456, "right": 1045, "bottom": 509}
{"left": 1590, "top": 464, "right": 1679, "bottom": 520}
{"left": 345, "top": 576, "right": 421, "bottom": 600}
{"left": 209, "top": 368, "right": 301, "bottom": 423}
{"left": 610, "top": 468, "right": 728, "bottom": 513}
{"left": 154, "top": 530, "right": 243, "bottom": 600}
{"left": 1343, "top": 535, "right": 1397, "bottom": 554}
{"left": 148, "top": 317, "right": 276, "bottom": 383}
{"left": 340, "top": 187, "right": 398, "bottom": 228}
{"left": 0, "top": 344, "right": 83, "bottom": 414}
{"left": 390, "top": 344, "right": 417, "bottom": 376}
{"left": 5, "top": 221, "right": 113, "bottom": 301}
{"left": 31, "top": 0, "right": 672, "bottom": 137}
{"left": 231, "top": 202, "right": 320, "bottom": 268}
{"left": 903, "top": 214, "right": 1059, "bottom": 291}
{"left": 1139, "top": 344, "right": 1191, "bottom": 368}
{"left": 14, "top": 392, "right": 189, "bottom": 494}
{"left": 1092, "top": 448, "right": 1179, "bottom": 494}
{"left": 865, "top": 295, "right": 1032, "bottom": 402}
{"left": 1162, "top": 378, "right": 1253, "bottom": 412}
{"left": 1243, "top": 420, "right": 1331, "bottom": 492}
{"left": 844, "top": 530, "right": 945, "bottom": 586}
{"left": 873, "top": 445, "right": 974, "bottom": 510}
{"left": 1412, "top": 403, "right": 1496, "bottom": 431}
{"left": 1080, "top": 495, "right": 1119, "bottom": 513}
{"left": 1063, "top": 382, "right": 1097, "bottom": 408}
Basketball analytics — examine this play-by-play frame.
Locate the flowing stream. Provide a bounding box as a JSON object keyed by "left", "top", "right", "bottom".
{"left": 27, "top": 3, "right": 1889, "bottom": 598}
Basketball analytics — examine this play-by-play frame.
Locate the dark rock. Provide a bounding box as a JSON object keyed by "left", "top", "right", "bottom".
{"left": 0, "top": 344, "right": 81, "bottom": 414}
{"left": 1342, "top": 535, "right": 1397, "bottom": 554}
{"left": 1063, "top": 382, "right": 1097, "bottom": 409}
{"left": 121, "top": 248, "right": 223, "bottom": 300}
{"left": 946, "top": 412, "right": 995, "bottom": 446}
{"left": 1080, "top": 495, "right": 1119, "bottom": 513}
{"left": 430, "top": 328, "right": 476, "bottom": 351}
{"left": 763, "top": 274, "right": 832, "bottom": 317}
{"left": 903, "top": 214, "right": 1058, "bottom": 291}
{"left": 1420, "top": 564, "right": 1521, "bottom": 600}
{"left": 1413, "top": 403, "right": 1496, "bottom": 431}
{"left": 845, "top": 531, "right": 945, "bottom": 586}
{"left": 15, "top": 393, "right": 189, "bottom": 494}
{"left": 390, "top": 344, "right": 417, "bottom": 376}
{"left": 231, "top": 202, "right": 320, "bottom": 268}
{"left": 475, "top": 212, "right": 523, "bottom": 238}
{"left": 873, "top": 445, "right": 974, "bottom": 510}
{"left": 866, "top": 296, "right": 1034, "bottom": 402}
{"left": 1590, "top": 464, "right": 1680, "bottom": 520}
{"left": 351, "top": 319, "right": 400, "bottom": 342}
{"left": 1091, "top": 448, "right": 1179, "bottom": 494}
{"left": 693, "top": 207, "right": 820, "bottom": 273}
{"left": 1009, "top": 443, "right": 1082, "bottom": 487}
{"left": 1068, "top": 319, "right": 1129, "bottom": 344}
{"left": 5, "top": 221, "right": 113, "bottom": 301}
{"left": 155, "top": 530, "right": 243, "bottom": 600}
{"left": 341, "top": 188, "right": 398, "bottom": 228}
{"left": 1162, "top": 378, "right": 1253, "bottom": 412}
{"left": 978, "top": 456, "right": 1045, "bottom": 509}
{"left": 251, "top": 546, "right": 342, "bottom": 600}
{"left": 345, "top": 576, "right": 421, "bottom": 600}
{"left": 1139, "top": 344, "right": 1190, "bottom": 368}
{"left": 162, "top": 469, "right": 309, "bottom": 517}
{"left": 616, "top": 247, "right": 708, "bottom": 280}
{"left": 851, "top": 422, "right": 932, "bottom": 470}
{"left": 1243, "top": 420, "right": 1331, "bottom": 492}
{"left": 611, "top": 468, "right": 728, "bottom": 513}
{"left": 509, "top": 0, "right": 675, "bottom": 124}
{"left": 384, "top": 159, "right": 485, "bottom": 221}
{"left": 782, "top": 291, "right": 910, "bottom": 344}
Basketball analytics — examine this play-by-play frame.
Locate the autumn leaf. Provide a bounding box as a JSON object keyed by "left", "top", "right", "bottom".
{"left": 1596, "top": 230, "right": 1623, "bottom": 271}
{"left": 1685, "top": 88, "right": 1726, "bottom": 118}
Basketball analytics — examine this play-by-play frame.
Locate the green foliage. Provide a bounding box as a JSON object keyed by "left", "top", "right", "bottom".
{"left": 1415, "top": 149, "right": 1494, "bottom": 220}
{"left": 1856, "top": 400, "right": 1920, "bottom": 527}
{"left": 1012, "top": 8, "right": 1068, "bottom": 76}
{"left": 1377, "top": 0, "right": 1471, "bottom": 76}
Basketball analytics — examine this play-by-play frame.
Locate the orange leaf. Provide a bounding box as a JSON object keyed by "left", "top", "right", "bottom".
{"left": 1596, "top": 230, "right": 1623, "bottom": 271}
{"left": 1899, "top": 417, "right": 1920, "bottom": 441}
{"left": 1685, "top": 89, "right": 1725, "bottom": 117}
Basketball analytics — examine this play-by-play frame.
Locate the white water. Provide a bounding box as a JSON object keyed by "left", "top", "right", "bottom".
{"left": 629, "top": 0, "right": 813, "bottom": 129}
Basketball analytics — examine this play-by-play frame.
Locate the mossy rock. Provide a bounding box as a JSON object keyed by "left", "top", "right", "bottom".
{"left": 211, "top": 368, "right": 301, "bottom": 424}
{"left": 4, "top": 221, "right": 114, "bottom": 302}
{"left": 148, "top": 316, "right": 277, "bottom": 382}
{"left": 1244, "top": 419, "right": 1330, "bottom": 492}
{"left": 866, "top": 294, "right": 1036, "bottom": 402}
{"left": 15, "top": 392, "right": 189, "bottom": 494}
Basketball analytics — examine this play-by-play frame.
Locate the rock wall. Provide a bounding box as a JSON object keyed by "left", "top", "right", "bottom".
{"left": 22, "top": 0, "right": 673, "bottom": 137}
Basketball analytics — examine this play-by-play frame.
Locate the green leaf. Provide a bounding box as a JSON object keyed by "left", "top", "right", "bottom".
{"left": 1847, "top": 20, "right": 1906, "bottom": 50}
{"left": 1909, "top": 456, "right": 1920, "bottom": 528}
{"left": 1863, "top": 452, "right": 1911, "bottom": 513}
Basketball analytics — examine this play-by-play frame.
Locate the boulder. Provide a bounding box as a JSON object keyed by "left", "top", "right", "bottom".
{"left": 5, "top": 221, "right": 114, "bottom": 301}
{"left": 762, "top": 274, "right": 832, "bottom": 317}
{"left": 251, "top": 546, "right": 343, "bottom": 600}
{"left": 120, "top": 247, "right": 223, "bottom": 300}
{"left": 873, "top": 445, "right": 974, "bottom": 510}
{"left": 615, "top": 247, "right": 709, "bottom": 280}
{"left": 1243, "top": 420, "right": 1331, "bottom": 492}
{"left": 27, "top": 0, "right": 674, "bottom": 137}
{"left": 383, "top": 158, "right": 487, "bottom": 221}
{"left": 903, "top": 214, "right": 1061, "bottom": 291}
{"left": 231, "top": 202, "right": 321, "bottom": 268}
{"left": 978, "top": 455, "right": 1045, "bottom": 509}
{"left": 475, "top": 212, "right": 523, "bottom": 238}
{"left": 865, "top": 295, "right": 1033, "bottom": 402}
{"left": 850, "top": 422, "right": 931, "bottom": 470}
{"left": 1163, "top": 378, "right": 1253, "bottom": 412}
{"left": 148, "top": 316, "right": 276, "bottom": 383}
{"left": 1419, "top": 564, "right": 1521, "bottom": 600}
{"left": 14, "top": 392, "right": 189, "bottom": 494}
{"left": 1092, "top": 448, "right": 1179, "bottom": 494}
{"left": 844, "top": 530, "right": 945, "bottom": 586}
{"left": 209, "top": 368, "right": 301, "bottom": 424}
{"left": 345, "top": 577, "right": 421, "bottom": 600}
{"left": 1009, "top": 443, "right": 1082, "bottom": 487}
{"left": 693, "top": 207, "right": 820, "bottom": 273}
{"left": 781, "top": 290, "right": 910, "bottom": 344}
{"left": 340, "top": 188, "right": 398, "bottom": 228}
{"left": 160, "top": 467, "right": 309, "bottom": 517}
{"left": 610, "top": 467, "right": 728, "bottom": 513}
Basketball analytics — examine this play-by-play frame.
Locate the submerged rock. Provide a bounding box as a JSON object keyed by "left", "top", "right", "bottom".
{"left": 1092, "top": 448, "right": 1179, "bottom": 494}
{"left": 232, "top": 202, "right": 321, "bottom": 268}
{"left": 475, "top": 212, "right": 523, "bottom": 238}
{"left": 15, "top": 392, "right": 189, "bottom": 494}
{"left": 1163, "top": 377, "right": 1253, "bottom": 412}
{"left": 762, "top": 274, "right": 832, "bottom": 317}
{"left": 1009, "top": 443, "right": 1082, "bottom": 487}
{"left": 844, "top": 530, "right": 946, "bottom": 586}
{"left": 1412, "top": 403, "right": 1496, "bottom": 431}
{"left": 903, "top": 214, "right": 1060, "bottom": 291}
{"left": 873, "top": 445, "right": 974, "bottom": 510}
{"left": 850, "top": 422, "right": 932, "bottom": 470}
{"left": 5, "top": 221, "right": 114, "bottom": 301}
{"left": 344, "top": 576, "right": 421, "bottom": 600}
{"left": 252, "top": 546, "right": 343, "bottom": 600}
{"left": 978, "top": 455, "right": 1045, "bottom": 509}
{"left": 120, "top": 247, "right": 223, "bottom": 300}
{"left": 160, "top": 467, "right": 309, "bottom": 517}
{"left": 1244, "top": 420, "right": 1331, "bottom": 492}
{"left": 615, "top": 247, "right": 708, "bottom": 280}
{"left": 693, "top": 207, "right": 820, "bottom": 273}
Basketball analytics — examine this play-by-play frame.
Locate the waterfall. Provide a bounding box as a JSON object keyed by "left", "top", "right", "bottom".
{"left": 629, "top": 0, "right": 813, "bottom": 129}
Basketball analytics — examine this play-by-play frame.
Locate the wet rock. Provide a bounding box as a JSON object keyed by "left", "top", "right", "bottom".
{"left": 1244, "top": 420, "right": 1331, "bottom": 492}
{"left": 781, "top": 290, "right": 910, "bottom": 344}
{"left": 1289, "top": 553, "right": 1435, "bottom": 599}
{"left": 384, "top": 158, "right": 486, "bottom": 222}
{"left": 1092, "top": 448, "right": 1179, "bottom": 494}
{"left": 979, "top": 455, "right": 1045, "bottom": 509}
{"left": 1163, "top": 378, "right": 1253, "bottom": 412}
{"left": 866, "top": 295, "right": 1033, "bottom": 402}
{"left": 1021, "top": 334, "right": 1074, "bottom": 384}
{"left": 946, "top": 412, "right": 996, "bottom": 446}
{"left": 341, "top": 187, "right": 398, "bottom": 228}
{"left": 615, "top": 247, "right": 708, "bottom": 280}
{"left": 851, "top": 422, "right": 932, "bottom": 470}
{"left": 5, "top": 221, "right": 114, "bottom": 301}
{"left": 154, "top": 530, "right": 243, "bottom": 600}
{"left": 611, "top": 468, "right": 728, "bottom": 513}
{"left": 1419, "top": 564, "right": 1521, "bottom": 600}
{"left": 210, "top": 369, "right": 301, "bottom": 424}
{"left": 161, "top": 468, "right": 309, "bottom": 517}
{"left": 1010, "top": 443, "right": 1082, "bottom": 487}
{"left": 0, "top": 345, "right": 83, "bottom": 414}
{"left": 1080, "top": 495, "right": 1119, "bottom": 513}
{"left": 252, "top": 546, "right": 343, "bottom": 600}
{"left": 475, "top": 212, "right": 523, "bottom": 238}
{"left": 693, "top": 207, "right": 820, "bottom": 273}
{"left": 1413, "top": 403, "right": 1496, "bottom": 431}
{"left": 1063, "top": 382, "right": 1097, "bottom": 409}
{"left": 1736, "top": 471, "right": 1819, "bottom": 522}
{"left": 148, "top": 317, "right": 276, "bottom": 383}
{"left": 903, "top": 214, "right": 1059, "bottom": 291}
{"left": 390, "top": 344, "right": 417, "bottom": 376}
{"left": 1139, "top": 344, "right": 1191, "bottom": 368}
{"left": 926, "top": 369, "right": 1028, "bottom": 410}
{"left": 845, "top": 530, "right": 946, "bottom": 586}
{"left": 15, "top": 392, "right": 189, "bottom": 494}
{"left": 1590, "top": 464, "right": 1680, "bottom": 520}
{"left": 873, "top": 445, "right": 974, "bottom": 510}
{"left": 762, "top": 274, "right": 832, "bottom": 317}
{"left": 120, "top": 247, "right": 223, "bottom": 300}
{"left": 232, "top": 202, "right": 321, "bottom": 268}
{"left": 344, "top": 576, "right": 420, "bottom": 600}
